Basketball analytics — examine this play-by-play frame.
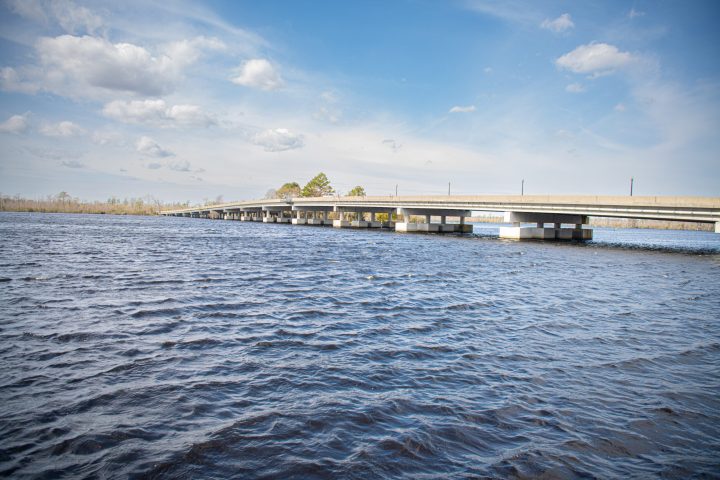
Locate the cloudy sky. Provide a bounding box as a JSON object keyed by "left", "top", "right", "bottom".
{"left": 0, "top": 0, "right": 718, "bottom": 202}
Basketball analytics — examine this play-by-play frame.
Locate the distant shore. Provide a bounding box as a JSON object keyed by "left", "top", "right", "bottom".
{"left": 0, "top": 194, "right": 185, "bottom": 216}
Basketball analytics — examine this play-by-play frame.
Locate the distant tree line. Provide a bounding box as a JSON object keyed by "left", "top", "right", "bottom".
{"left": 265, "top": 172, "right": 366, "bottom": 199}
{"left": 0, "top": 192, "right": 190, "bottom": 215}
{"left": 0, "top": 173, "right": 369, "bottom": 216}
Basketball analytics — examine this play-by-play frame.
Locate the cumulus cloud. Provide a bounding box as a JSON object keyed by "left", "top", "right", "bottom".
{"left": 17, "top": 34, "right": 225, "bottom": 98}
{"left": 541, "top": 13, "right": 574, "bottom": 33}
{"left": 565, "top": 83, "right": 585, "bottom": 93}
{"left": 40, "top": 120, "right": 85, "bottom": 137}
{"left": 136, "top": 136, "right": 174, "bottom": 157}
{"left": 231, "top": 59, "right": 283, "bottom": 90}
{"left": 0, "top": 67, "right": 40, "bottom": 94}
{"left": 449, "top": 105, "right": 476, "bottom": 113}
{"left": 556, "top": 43, "right": 635, "bottom": 77}
{"left": 0, "top": 113, "right": 31, "bottom": 134}
{"left": 102, "top": 99, "right": 215, "bottom": 127}
{"left": 252, "top": 128, "right": 303, "bottom": 152}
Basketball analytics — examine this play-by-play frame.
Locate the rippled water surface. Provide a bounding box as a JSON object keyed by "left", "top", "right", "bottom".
{"left": 1, "top": 213, "right": 719, "bottom": 479}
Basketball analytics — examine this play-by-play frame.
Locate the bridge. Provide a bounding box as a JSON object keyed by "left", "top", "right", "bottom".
{"left": 160, "top": 195, "right": 720, "bottom": 240}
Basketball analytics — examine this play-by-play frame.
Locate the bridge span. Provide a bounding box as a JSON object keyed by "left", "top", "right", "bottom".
{"left": 161, "top": 195, "right": 720, "bottom": 240}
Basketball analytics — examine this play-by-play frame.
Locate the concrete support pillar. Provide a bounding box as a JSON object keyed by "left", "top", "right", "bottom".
{"left": 554, "top": 223, "right": 561, "bottom": 229}
{"left": 333, "top": 209, "right": 350, "bottom": 228}
{"left": 440, "top": 215, "right": 446, "bottom": 224}
{"left": 425, "top": 214, "right": 431, "bottom": 224}
{"left": 716, "top": 222, "right": 720, "bottom": 234}
{"left": 537, "top": 222, "right": 543, "bottom": 228}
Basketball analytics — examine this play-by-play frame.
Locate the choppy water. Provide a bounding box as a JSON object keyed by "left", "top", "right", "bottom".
{"left": 1, "top": 212, "right": 719, "bottom": 479}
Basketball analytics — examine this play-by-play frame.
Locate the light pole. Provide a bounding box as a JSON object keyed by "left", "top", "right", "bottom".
{"left": 448, "top": 182, "right": 451, "bottom": 196}
{"left": 630, "top": 177, "right": 634, "bottom": 196}
{"left": 521, "top": 179, "right": 524, "bottom": 196}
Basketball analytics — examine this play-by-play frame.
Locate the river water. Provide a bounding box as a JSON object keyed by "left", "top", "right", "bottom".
{"left": 1, "top": 212, "right": 719, "bottom": 479}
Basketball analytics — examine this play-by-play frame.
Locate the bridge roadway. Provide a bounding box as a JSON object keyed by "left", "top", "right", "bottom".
{"left": 160, "top": 195, "right": 720, "bottom": 240}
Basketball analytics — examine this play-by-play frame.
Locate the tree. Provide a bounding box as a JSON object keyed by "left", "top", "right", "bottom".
{"left": 301, "top": 172, "right": 335, "bottom": 197}
{"left": 276, "top": 182, "right": 301, "bottom": 198}
{"left": 264, "top": 189, "right": 277, "bottom": 199}
{"left": 347, "top": 186, "right": 366, "bottom": 197}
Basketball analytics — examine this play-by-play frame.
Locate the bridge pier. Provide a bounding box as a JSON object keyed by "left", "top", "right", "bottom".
{"left": 292, "top": 209, "right": 307, "bottom": 225}
{"left": 395, "top": 208, "right": 473, "bottom": 233}
{"left": 499, "top": 213, "right": 592, "bottom": 240}
{"left": 292, "top": 206, "right": 332, "bottom": 225}
{"left": 716, "top": 222, "right": 720, "bottom": 234}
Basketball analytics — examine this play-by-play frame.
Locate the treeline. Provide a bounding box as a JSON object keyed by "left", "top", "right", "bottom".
{"left": 265, "top": 172, "right": 365, "bottom": 199}
{"left": 0, "top": 192, "right": 189, "bottom": 215}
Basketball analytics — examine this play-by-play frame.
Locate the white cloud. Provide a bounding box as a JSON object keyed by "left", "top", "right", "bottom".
{"left": 565, "top": 83, "right": 585, "bottom": 93}
{"left": 314, "top": 106, "right": 341, "bottom": 124}
{"left": 252, "top": 128, "right": 303, "bottom": 152}
{"left": 136, "top": 136, "right": 174, "bottom": 157}
{"left": 614, "top": 103, "right": 626, "bottom": 112}
{"left": 231, "top": 59, "right": 283, "bottom": 90}
{"left": 382, "top": 138, "right": 402, "bottom": 152}
{"left": 61, "top": 160, "right": 85, "bottom": 168}
{"left": 628, "top": 8, "right": 645, "bottom": 19}
{"left": 320, "top": 90, "right": 339, "bottom": 103}
{"left": 40, "top": 120, "right": 85, "bottom": 137}
{"left": 102, "top": 99, "right": 216, "bottom": 127}
{"left": 5, "top": 0, "right": 47, "bottom": 24}
{"left": 541, "top": 13, "right": 574, "bottom": 33}
{"left": 52, "top": 0, "right": 103, "bottom": 34}
{"left": 449, "top": 105, "right": 476, "bottom": 113}
{"left": 0, "top": 67, "right": 40, "bottom": 94}
{"left": 556, "top": 43, "right": 635, "bottom": 76}
{"left": 168, "top": 159, "right": 192, "bottom": 172}
{"left": 0, "top": 113, "right": 31, "bottom": 134}
{"left": 91, "top": 130, "right": 124, "bottom": 146}
{"left": 29, "top": 34, "right": 224, "bottom": 98}
{"left": 483, "top": 67, "right": 493, "bottom": 74}
{"left": 6, "top": 0, "right": 103, "bottom": 34}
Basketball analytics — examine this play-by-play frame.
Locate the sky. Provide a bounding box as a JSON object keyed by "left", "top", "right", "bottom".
{"left": 0, "top": 0, "right": 719, "bottom": 203}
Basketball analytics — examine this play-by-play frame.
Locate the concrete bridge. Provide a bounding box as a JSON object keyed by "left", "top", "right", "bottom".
{"left": 160, "top": 195, "right": 720, "bottom": 240}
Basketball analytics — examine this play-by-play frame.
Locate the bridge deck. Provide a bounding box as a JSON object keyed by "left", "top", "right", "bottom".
{"left": 162, "top": 195, "right": 720, "bottom": 224}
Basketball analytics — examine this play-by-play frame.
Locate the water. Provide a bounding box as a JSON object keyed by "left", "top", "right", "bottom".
{"left": 1, "top": 212, "right": 719, "bottom": 479}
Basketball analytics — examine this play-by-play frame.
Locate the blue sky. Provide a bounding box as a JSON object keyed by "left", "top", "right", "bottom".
{"left": 0, "top": 0, "right": 718, "bottom": 202}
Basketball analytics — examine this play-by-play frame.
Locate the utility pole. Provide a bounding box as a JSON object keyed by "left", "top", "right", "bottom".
{"left": 521, "top": 179, "right": 524, "bottom": 196}
{"left": 395, "top": 184, "right": 398, "bottom": 197}
{"left": 448, "top": 182, "right": 451, "bottom": 196}
{"left": 630, "top": 177, "right": 634, "bottom": 196}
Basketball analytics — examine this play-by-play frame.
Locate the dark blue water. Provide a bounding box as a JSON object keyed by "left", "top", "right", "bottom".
{"left": 1, "top": 212, "right": 719, "bottom": 479}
